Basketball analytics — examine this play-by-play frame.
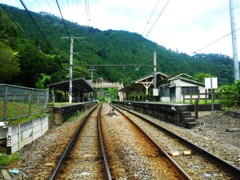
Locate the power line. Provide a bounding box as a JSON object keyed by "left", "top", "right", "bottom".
{"left": 35, "top": 0, "right": 43, "bottom": 12}
{"left": 55, "top": 0, "right": 71, "bottom": 37}
{"left": 85, "top": 0, "right": 90, "bottom": 26}
{"left": 142, "top": 0, "right": 160, "bottom": 36}
{"left": 146, "top": 0, "right": 170, "bottom": 38}
{"left": 192, "top": 27, "right": 240, "bottom": 55}
{"left": 46, "top": 0, "right": 54, "bottom": 13}
{"left": 19, "top": 0, "right": 55, "bottom": 52}
{"left": 66, "top": 0, "right": 70, "bottom": 8}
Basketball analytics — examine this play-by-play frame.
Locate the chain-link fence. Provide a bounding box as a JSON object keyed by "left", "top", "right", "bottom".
{"left": 0, "top": 84, "right": 49, "bottom": 121}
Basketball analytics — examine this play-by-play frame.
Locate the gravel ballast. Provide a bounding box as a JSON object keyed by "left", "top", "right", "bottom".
{"left": 2, "top": 105, "right": 240, "bottom": 179}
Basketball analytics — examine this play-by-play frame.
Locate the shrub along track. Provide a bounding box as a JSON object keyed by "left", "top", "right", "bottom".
{"left": 112, "top": 104, "right": 240, "bottom": 179}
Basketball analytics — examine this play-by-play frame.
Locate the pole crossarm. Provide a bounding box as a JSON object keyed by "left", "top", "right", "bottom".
{"left": 140, "top": 80, "right": 153, "bottom": 95}
{"left": 140, "top": 81, "right": 153, "bottom": 88}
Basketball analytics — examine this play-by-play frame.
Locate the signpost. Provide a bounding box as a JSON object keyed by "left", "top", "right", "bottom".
{"left": 205, "top": 78, "right": 218, "bottom": 128}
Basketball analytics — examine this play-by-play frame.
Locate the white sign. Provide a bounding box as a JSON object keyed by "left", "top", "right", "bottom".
{"left": 205, "top": 78, "right": 218, "bottom": 89}
{"left": 153, "top": 88, "right": 159, "bottom": 96}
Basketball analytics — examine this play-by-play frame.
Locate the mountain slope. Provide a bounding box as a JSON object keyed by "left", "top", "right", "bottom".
{"left": 1, "top": 4, "right": 235, "bottom": 86}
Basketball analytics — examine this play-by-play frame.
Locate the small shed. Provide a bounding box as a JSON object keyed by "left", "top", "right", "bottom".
{"left": 48, "top": 78, "right": 94, "bottom": 103}
{"left": 159, "top": 73, "right": 205, "bottom": 102}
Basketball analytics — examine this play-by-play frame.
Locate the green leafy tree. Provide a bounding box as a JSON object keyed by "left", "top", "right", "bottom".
{"left": 35, "top": 74, "right": 51, "bottom": 89}
{"left": 0, "top": 7, "right": 22, "bottom": 46}
{"left": 195, "top": 72, "right": 212, "bottom": 83}
{"left": 0, "top": 42, "right": 20, "bottom": 82}
{"left": 219, "top": 81, "right": 240, "bottom": 106}
{"left": 16, "top": 41, "right": 50, "bottom": 87}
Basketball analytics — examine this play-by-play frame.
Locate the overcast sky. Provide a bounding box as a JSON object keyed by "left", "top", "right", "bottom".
{"left": 1, "top": 0, "right": 240, "bottom": 57}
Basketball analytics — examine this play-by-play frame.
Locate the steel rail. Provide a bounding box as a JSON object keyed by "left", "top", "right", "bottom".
{"left": 49, "top": 104, "right": 99, "bottom": 180}
{"left": 111, "top": 104, "right": 192, "bottom": 180}
{"left": 112, "top": 103, "right": 240, "bottom": 177}
{"left": 97, "top": 104, "right": 112, "bottom": 180}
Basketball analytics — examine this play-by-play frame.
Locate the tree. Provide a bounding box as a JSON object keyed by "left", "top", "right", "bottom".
{"left": 0, "top": 43, "right": 20, "bottom": 82}
{"left": 0, "top": 7, "right": 22, "bottom": 46}
{"left": 195, "top": 72, "right": 212, "bottom": 83}
{"left": 16, "top": 41, "right": 50, "bottom": 87}
{"left": 35, "top": 74, "right": 51, "bottom": 89}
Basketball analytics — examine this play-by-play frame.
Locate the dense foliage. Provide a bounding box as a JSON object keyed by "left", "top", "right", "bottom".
{"left": 0, "top": 4, "right": 237, "bottom": 88}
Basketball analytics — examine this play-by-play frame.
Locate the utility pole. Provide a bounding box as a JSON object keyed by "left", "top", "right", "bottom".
{"left": 88, "top": 68, "right": 97, "bottom": 83}
{"left": 153, "top": 49, "right": 157, "bottom": 89}
{"left": 62, "top": 36, "right": 83, "bottom": 103}
{"left": 153, "top": 49, "right": 158, "bottom": 98}
{"left": 229, "top": 0, "right": 239, "bottom": 82}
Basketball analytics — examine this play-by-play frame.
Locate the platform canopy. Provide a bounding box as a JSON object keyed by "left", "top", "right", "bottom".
{"left": 120, "top": 71, "right": 168, "bottom": 93}
{"left": 48, "top": 78, "right": 94, "bottom": 93}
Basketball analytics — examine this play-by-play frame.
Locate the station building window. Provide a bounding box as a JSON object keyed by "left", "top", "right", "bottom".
{"left": 182, "top": 87, "right": 199, "bottom": 95}
{"left": 160, "top": 86, "right": 170, "bottom": 96}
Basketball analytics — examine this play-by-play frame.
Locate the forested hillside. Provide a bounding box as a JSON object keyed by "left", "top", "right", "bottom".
{"left": 0, "top": 4, "right": 235, "bottom": 88}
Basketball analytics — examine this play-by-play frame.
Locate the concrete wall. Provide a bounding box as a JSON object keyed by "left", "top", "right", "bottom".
{"left": 52, "top": 102, "right": 96, "bottom": 125}
{"left": 6, "top": 115, "right": 48, "bottom": 154}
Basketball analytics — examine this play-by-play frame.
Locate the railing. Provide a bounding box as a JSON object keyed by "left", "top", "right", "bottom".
{"left": 182, "top": 90, "right": 234, "bottom": 104}
{"left": 0, "top": 84, "right": 49, "bottom": 121}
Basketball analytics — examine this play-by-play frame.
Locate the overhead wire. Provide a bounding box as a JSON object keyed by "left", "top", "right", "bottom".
{"left": 35, "top": 0, "right": 43, "bottom": 12}
{"left": 146, "top": 0, "right": 170, "bottom": 38}
{"left": 84, "top": 0, "right": 94, "bottom": 64}
{"left": 142, "top": 0, "right": 160, "bottom": 36}
{"left": 85, "top": 0, "right": 90, "bottom": 26}
{"left": 46, "top": 0, "right": 54, "bottom": 13}
{"left": 55, "top": 0, "right": 71, "bottom": 37}
{"left": 192, "top": 27, "right": 240, "bottom": 55}
{"left": 18, "top": 0, "right": 56, "bottom": 52}
{"left": 66, "top": 0, "right": 70, "bottom": 8}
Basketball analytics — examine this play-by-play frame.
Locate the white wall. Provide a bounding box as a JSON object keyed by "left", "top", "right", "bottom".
{"left": 6, "top": 115, "right": 49, "bottom": 154}
{"left": 160, "top": 79, "right": 206, "bottom": 102}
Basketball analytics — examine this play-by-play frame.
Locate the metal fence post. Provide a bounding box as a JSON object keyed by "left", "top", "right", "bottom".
{"left": 3, "top": 85, "right": 8, "bottom": 121}
{"left": 29, "top": 89, "right": 33, "bottom": 116}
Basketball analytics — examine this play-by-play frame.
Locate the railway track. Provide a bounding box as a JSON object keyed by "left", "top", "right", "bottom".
{"left": 49, "top": 104, "right": 104, "bottom": 179}
{"left": 112, "top": 103, "right": 240, "bottom": 179}
{"left": 49, "top": 103, "right": 194, "bottom": 179}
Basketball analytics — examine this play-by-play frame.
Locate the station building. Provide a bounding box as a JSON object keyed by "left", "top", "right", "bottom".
{"left": 119, "top": 72, "right": 206, "bottom": 103}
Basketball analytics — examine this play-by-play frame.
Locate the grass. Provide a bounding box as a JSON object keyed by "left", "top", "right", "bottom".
{"left": 0, "top": 153, "right": 21, "bottom": 169}
{"left": 183, "top": 99, "right": 222, "bottom": 104}
{"left": 0, "top": 101, "right": 46, "bottom": 124}
{"left": 49, "top": 102, "right": 83, "bottom": 107}
{"left": 67, "top": 111, "right": 83, "bottom": 122}
{"left": 7, "top": 113, "right": 47, "bottom": 126}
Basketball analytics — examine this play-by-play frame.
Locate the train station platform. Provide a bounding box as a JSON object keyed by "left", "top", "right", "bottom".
{"left": 113, "top": 101, "right": 222, "bottom": 128}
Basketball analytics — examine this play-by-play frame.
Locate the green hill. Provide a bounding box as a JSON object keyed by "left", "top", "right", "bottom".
{"left": 0, "top": 4, "right": 235, "bottom": 87}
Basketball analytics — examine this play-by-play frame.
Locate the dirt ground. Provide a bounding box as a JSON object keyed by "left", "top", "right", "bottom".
{"left": 192, "top": 110, "right": 240, "bottom": 148}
